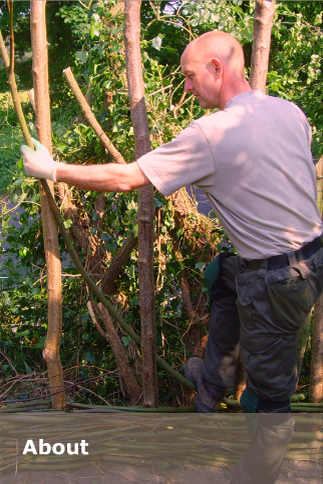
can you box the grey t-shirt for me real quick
[137,90,322,259]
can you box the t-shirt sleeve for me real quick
[136,121,216,196]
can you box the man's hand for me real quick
[20,138,61,182]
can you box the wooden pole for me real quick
[250,0,275,93]
[30,0,65,409]
[124,0,158,408]
[309,156,323,402]
[0,29,32,146]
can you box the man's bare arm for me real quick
[56,161,151,192]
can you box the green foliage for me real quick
[269,2,323,158]
[0,284,47,378]
[141,1,254,68]
[0,191,47,378]
[0,94,24,193]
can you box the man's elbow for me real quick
[120,163,151,192]
[101,162,151,193]
[118,183,135,193]
[118,179,150,192]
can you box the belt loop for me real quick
[287,251,298,267]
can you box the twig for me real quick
[0,349,19,377]
[148,84,173,97]
[0,381,17,400]
[64,381,111,406]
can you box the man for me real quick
[21,31,322,483]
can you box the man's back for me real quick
[138,90,322,259]
[199,90,322,258]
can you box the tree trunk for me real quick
[233,0,276,400]
[124,0,158,408]
[309,297,323,402]
[250,0,276,92]
[316,156,323,217]
[309,156,323,402]
[30,1,65,410]
[100,233,138,294]
[296,312,312,387]
[87,301,142,405]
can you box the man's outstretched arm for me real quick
[20,137,151,193]
[55,160,150,193]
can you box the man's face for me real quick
[181,48,220,109]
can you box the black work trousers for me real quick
[202,245,323,402]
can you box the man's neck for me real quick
[220,78,252,110]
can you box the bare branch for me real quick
[63,67,126,165]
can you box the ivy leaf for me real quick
[90,23,100,39]
[24,362,33,375]
[121,336,132,348]
[76,50,88,63]
[101,233,111,242]
[14,330,30,338]
[13,176,25,186]
[85,351,95,364]
[35,336,46,348]
[55,143,68,154]
[152,35,163,51]
[17,156,24,170]
[64,218,72,229]
[195,262,206,272]
[129,265,136,279]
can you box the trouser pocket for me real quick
[266,265,316,332]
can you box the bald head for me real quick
[182,31,245,76]
[180,31,250,110]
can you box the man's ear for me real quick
[211,58,222,79]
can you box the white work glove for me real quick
[20,137,61,182]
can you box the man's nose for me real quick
[184,78,193,93]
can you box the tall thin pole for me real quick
[30,0,65,409]
[250,0,275,93]
[124,0,158,407]
[309,156,323,403]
